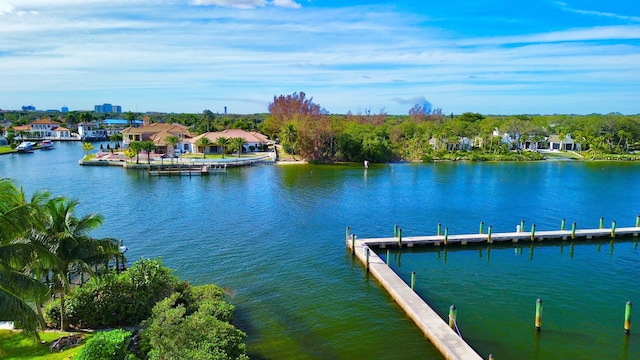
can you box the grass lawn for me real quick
[0,146,15,154]
[0,330,90,360]
[542,150,584,160]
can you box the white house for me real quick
[548,134,578,151]
[78,122,109,141]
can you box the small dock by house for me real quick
[148,163,227,176]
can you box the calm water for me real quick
[2,142,640,359]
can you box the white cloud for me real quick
[191,0,301,9]
[556,1,640,23]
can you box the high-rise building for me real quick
[94,103,122,113]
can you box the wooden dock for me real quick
[356,226,640,249]
[148,164,227,176]
[347,222,640,360]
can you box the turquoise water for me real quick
[2,142,640,359]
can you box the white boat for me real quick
[40,140,55,150]
[16,141,36,152]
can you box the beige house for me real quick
[190,129,270,155]
[122,123,194,155]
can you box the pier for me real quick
[347,219,640,360]
[148,163,227,176]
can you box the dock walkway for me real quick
[348,223,640,360]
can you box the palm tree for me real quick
[280,123,297,151]
[230,137,245,158]
[0,179,52,337]
[165,135,180,164]
[139,140,156,165]
[109,133,123,149]
[33,197,124,330]
[216,137,230,159]
[196,137,213,159]
[129,141,142,164]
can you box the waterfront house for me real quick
[122,122,194,155]
[548,134,578,151]
[190,129,270,156]
[78,122,108,141]
[8,118,79,141]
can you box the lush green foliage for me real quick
[74,329,132,360]
[141,285,248,360]
[45,258,179,329]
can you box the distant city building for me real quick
[22,105,36,111]
[62,106,69,113]
[94,103,122,114]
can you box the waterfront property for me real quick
[5,145,640,359]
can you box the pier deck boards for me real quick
[348,225,640,360]
[358,227,640,248]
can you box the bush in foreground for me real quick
[74,329,132,360]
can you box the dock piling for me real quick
[437,223,442,236]
[479,221,484,234]
[535,298,542,331]
[444,227,449,245]
[365,247,370,271]
[625,301,632,334]
[394,224,398,238]
[386,249,390,265]
[398,228,403,247]
[449,305,457,329]
[561,218,566,231]
[521,220,525,232]
[636,215,640,228]
[600,217,604,229]
[612,220,617,237]
[346,226,350,241]
[531,224,536,241]
[351,234,356,255]
[571,222,577,239]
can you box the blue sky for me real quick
[1,0,638,115]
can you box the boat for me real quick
[16,141,36,153]
[39,140,55,150]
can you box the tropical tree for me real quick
[216,136,230,159]
[125,111,136,127]
[129,141,142,164]
[109,133,123,149]
[139,140,156,165]
[0,179,52,337]
[31,197,124,330]
[230,137,245,158]
[165,135,180,163]
[195,137,213,159]
[82,142,94,158]
[280,123,297,155]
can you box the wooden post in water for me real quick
[571,222,577,239]
[346,226,350,241]
[394,224,398,238]
[386,249,390,265]
[479,221,484,234]
[365,247,370,272]
[444,227,449,245]
[449,305,457,329]
[530,224,536,241]
[351,235,355,255]
[398,228,403,247]
[611,220,617,237]
[437,223,442,236]
[487,226,493,244]
[600,216,604,229]
[535,298,542,331]
[625,301,632,334]
[521,219,525,232]
[411,271,416,290]
[636,215,640,228]
[561,218,566,231]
